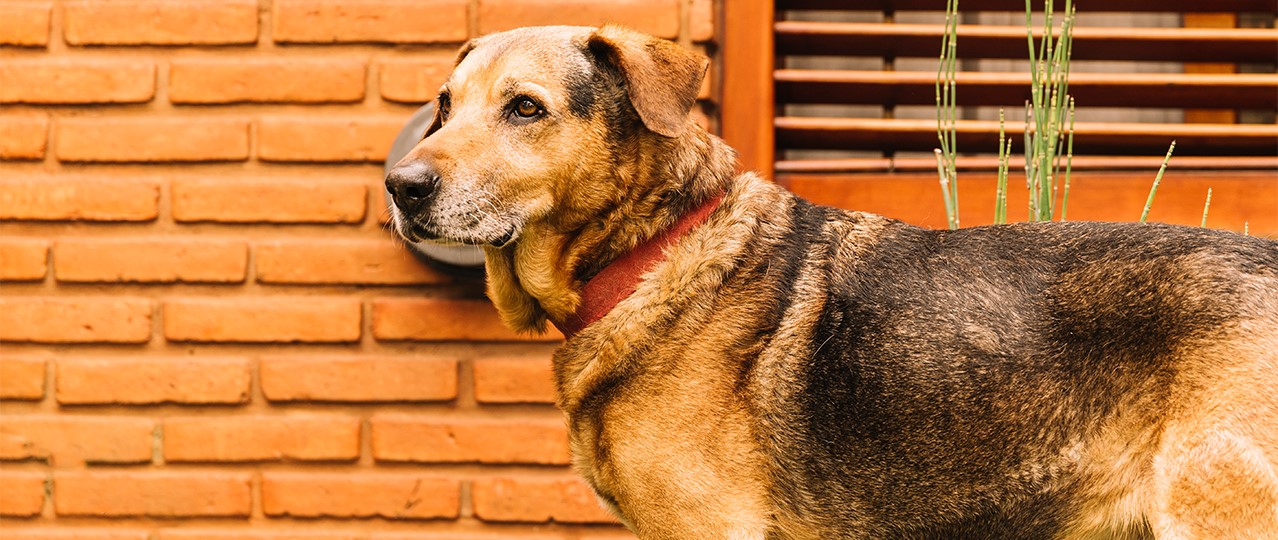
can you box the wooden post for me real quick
[720,0,775,179]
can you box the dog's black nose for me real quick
[385,161,441,215]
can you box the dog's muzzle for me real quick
[385,161,441,216]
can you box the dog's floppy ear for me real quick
[587,25,707,138]
[424,39,481,138]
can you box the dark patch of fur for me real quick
[725,197,826,398]
[757,198,827,342]
[564,61,598,119]
[773,217,1273,536]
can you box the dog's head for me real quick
[385,25,708,248]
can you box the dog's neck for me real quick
[484,125,737,336]
[553,189,725,338]
[575,129,734,280]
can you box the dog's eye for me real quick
[437,92,451,122]
[513,97,542,119]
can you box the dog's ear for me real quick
[587,25,707,138]
[425,39,481,138]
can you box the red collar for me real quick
[553,192,725,339]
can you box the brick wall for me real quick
[0,1,716,538]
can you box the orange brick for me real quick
[164,415,360,462]
[0,297,152,344]
[0,60,154,104]
[53,237,246,283]
[57,117,249,162]
[371,416,569,464]
[0,2,50,46]
[378,56,453,103]
[273,0,467,44]
[258,116,403,162]
[170,58,365,104]
[478,0,679,38]
[0,357,46,400]
[691,0,714,42]
[0,114,48,159]
[55,471,252,517]
[697,57,713,100]
[171,179,366,224]
[63,0,257,45]
[159,531,364,540]
[164,297,361,343]
[372,298,563,342]
[0,416,153,465]
[0,471,45,516]
[0,177,160,221]
[255,238,448,285]
[0,529,149,540]
[472,476,618,524]
[260,356,457,402]
[473,356,556,404]
[261,473,459,519]
[0,238,49,281]
[55,357,250,405]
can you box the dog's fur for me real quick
[386,25,1278,539]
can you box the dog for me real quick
[385,25,1278,539]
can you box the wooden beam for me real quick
[774,70,1278,109]
[774,22,1278,64]
[720,0,775,179]
[784,0,1278,12]
[781,171,1278,236]
[774,117,1278,156]
[775,156,1278,173]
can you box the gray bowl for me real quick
[383,102,487,275]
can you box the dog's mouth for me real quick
[394,213,519,249]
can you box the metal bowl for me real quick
[383,102,487,276]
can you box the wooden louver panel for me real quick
[772,2,1278,169]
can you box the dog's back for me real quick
[755,200,1278,538]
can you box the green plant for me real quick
[934,0,960,230]
[936,0,1178,229]
[1021,0,1076,224]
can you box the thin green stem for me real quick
[936,149,958,230]
[995,108,1010,225]
[935,0,960,230]
[1061,98,1075,221]
[1141,140,1176,223]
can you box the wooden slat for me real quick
[776,156,1278,173]
[775,117,1278,156]
[782,0,1278,13]
[721,0,775,178]
[779,171,1278,235]
[774,70,1278,109]
[775,22,1278,63]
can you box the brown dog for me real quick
[386,25,1278,539]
